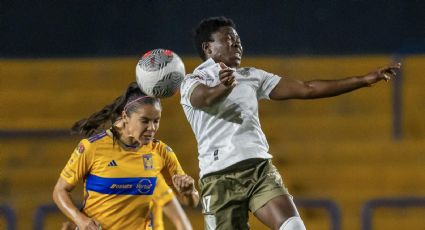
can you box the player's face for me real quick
[206,26,243,68]
[124,103,161,145]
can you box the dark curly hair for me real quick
[193,16,236,60]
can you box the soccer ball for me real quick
[136,49,186,98]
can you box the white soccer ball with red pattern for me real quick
[136,49,186,98]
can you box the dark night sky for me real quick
[1,0,424,57]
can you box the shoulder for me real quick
[193,59,220,78]
[77,131,109,155]
[72,138,95,157]
[87,130,108,143]
[151,139,174,154]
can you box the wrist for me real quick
[181,188,197,196]
[218,82,235,92]
[73,212,88,224]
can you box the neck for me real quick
[112,124,140,148]
[119,131,140,147]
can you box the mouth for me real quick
[234,51,242,59]
[140,134,154,141]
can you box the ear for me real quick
[202,42,211,56]
[121,111,129,123]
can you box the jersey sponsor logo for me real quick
[143,154,153,170]
[136,179,154,194]
[213,150,219,161]
[107,160,118,167]
[110,184,132,189]
[187,74,204,80]
[236,67,251,76]
[86,174,157,195]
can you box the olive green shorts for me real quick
[199,158,289,230]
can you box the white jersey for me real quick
[180,58,281,177]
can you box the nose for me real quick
[232,40,242,50]
[147,121,155,131]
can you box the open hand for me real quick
[366,63,401,84]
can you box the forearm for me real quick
[178,190,199,208]
[53,179,87,224]
[303,75,374,99]
[53,188,84,223]
[191,83,233,107]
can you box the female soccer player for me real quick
[180,16,401,230]
[53,82,199,230]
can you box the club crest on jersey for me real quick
[143,154,153,170]
[74,143,85,154]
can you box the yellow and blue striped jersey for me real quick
[60,130,185,230]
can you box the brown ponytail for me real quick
[70,82,160,137]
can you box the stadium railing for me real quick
[295,198,341,230]
[0,204,17,230]
[361,197,425,230]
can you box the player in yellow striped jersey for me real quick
[53,82,198,230]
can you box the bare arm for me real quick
[172,175,200,208]
[162,197,193,230]
[53,177,101,230]
[269,63,401,100]
[190,62,236,107]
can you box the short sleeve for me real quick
[158,142,185,186]
[180,73,205,106]
[60,139,95,186]
[257,69,281,100]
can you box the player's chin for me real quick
[228,58,241,68]
[234,55,242,64]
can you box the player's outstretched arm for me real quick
[163,197,193,230]
[269,63,401,100]
[172,175,200,208]
[190,62,236,107]
[53,178,101,230]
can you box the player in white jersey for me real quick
[180,16,401,230]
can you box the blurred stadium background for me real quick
[1,0,424,229]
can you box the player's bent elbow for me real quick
[52,180,65,206]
